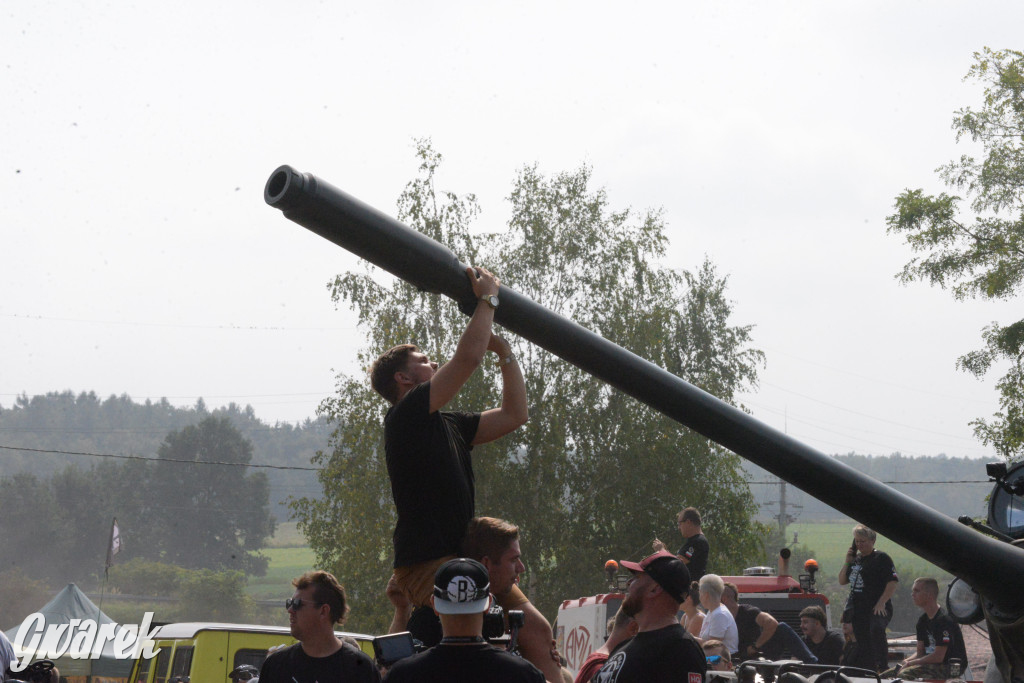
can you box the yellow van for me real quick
[127,623,375,683]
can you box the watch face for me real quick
[487,295,499,307]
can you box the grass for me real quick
[248,523,316,599]
[786,521,951,580]
[266,521,308,548]
[249,520,953,604]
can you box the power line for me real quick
[2,311,356,332]
[0,444,320,471]
[0,440,991,483]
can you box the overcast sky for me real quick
[3,1,1021,465]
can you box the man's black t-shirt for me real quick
[803,630,845,665]
[677,533,709,582]
[592,624,706,683]
[383,642,544,683]
[916,608,967,664]
[259,642,381,683]
[850,551,897,614]
[734,604,762,654]
[384,381,481,567]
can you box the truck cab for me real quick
[127,623,375,683]
[556,562,829,677]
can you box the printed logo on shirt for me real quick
[940,630,951,644]
[849,565,864,593]
[592,651,626,683]
[689,673,702,683]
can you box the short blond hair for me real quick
[703,639,730,659]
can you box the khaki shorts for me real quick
[393,556,531,610]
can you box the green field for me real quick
[248,522,316,599]
[252,520,951,600]
[265,521,309,548]
[786,521,951,581]
[250,519,950,632]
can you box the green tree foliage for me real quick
[106,559,254,623]
[175,569,253,622]
[293,141,766,631]
[887,48,1024,461]
[0,417,276,587]
[0,391,330,522]
[0,567,56,629]
[141,416,275,574]
[108,557,188,596]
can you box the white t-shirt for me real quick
[699,604,739,653]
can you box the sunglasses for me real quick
[706,655,724,664]
[285,597,323,611]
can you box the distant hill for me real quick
[0,391,331,521]
[744,452,992,523]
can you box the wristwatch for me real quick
[481,294,499,309]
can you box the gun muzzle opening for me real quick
[264,165,308,210]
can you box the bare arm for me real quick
[385,574,412,634]
[902,640,927,666]
[838,549,855,584]
[873,580,898,615]
[682,611,704,638]
[428,266,499,414]
[752,612,778,652]
[472,333,529,444]
[516,600,563,683]
[651,538,685,562]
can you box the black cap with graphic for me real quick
[432,558,492,614]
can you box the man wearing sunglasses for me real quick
[701,641,732,673]
[259,571,381,683]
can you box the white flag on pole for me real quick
[106,517,122,569]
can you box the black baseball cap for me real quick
[620,549,690,603]
[229,665,258,681]
[432,558,491,615]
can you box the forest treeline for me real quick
[1,392,993,540]
[0,390,328,521]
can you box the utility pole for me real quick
[764,478,801,550]
[776,480,796,542]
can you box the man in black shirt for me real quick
[370,267,528,617]
[839,525,898,672]
[884,578,968,680]
[259,571,380,683]
[799,606,845,665]
[593,550,706,683]
[383,558,544,683]
[653,507,709,582]
[721,583,818,663]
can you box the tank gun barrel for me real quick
[265,165,1024,616]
